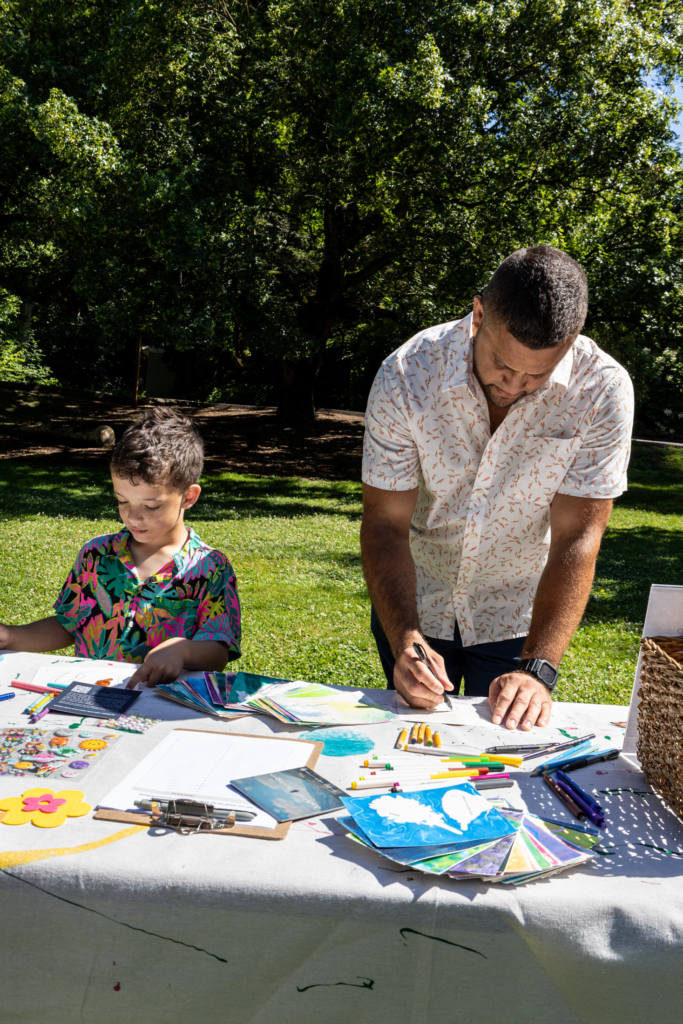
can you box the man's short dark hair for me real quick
[111,407,204,491]
[482,245,588,349]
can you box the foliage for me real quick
[1,0,683,418]
[0,444,681,702]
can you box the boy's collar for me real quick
[114,526,198,579]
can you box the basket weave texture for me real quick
[637,636,683,817]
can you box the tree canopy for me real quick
[1,0,683,424]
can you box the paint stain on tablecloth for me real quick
[320,729,375,757]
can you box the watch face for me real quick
[538,662,556,685]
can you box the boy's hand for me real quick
[126,644,186,689]
[0,624,12,650]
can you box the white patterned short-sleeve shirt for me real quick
[362,313,634,647]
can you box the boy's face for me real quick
[111,474,201,546]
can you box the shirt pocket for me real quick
[510,436,581,506]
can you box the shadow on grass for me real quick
[0,462,363,521]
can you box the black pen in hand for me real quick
[412,642,454,710]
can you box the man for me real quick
[360,245,633,729]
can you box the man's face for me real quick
[471,296,575,408]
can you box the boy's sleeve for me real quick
[53,554,87,634]
[192,553,242,660]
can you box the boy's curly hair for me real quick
[110,408,204,492]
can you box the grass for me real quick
[0,441,681,705]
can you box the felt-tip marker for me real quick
[412,642,454,710]
[542,772,586,821]
[0,692,15,703]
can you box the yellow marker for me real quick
[493,756,524,768]
[424,726,433,746]
[433,732,442,747]
[395,728,408,750]
[417,722,427,744]
[409,724,420,744]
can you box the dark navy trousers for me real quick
[370,606,526,697]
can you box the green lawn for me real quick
[0,442,680,704]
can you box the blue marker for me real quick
[0,692,15,703]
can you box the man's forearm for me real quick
[521,536,598,665]
[360,521,421,657]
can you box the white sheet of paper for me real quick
[369,690,464,724]
[98,730,316,829]
[31,662,133,690]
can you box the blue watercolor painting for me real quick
[320,729,375,758]
[341,783,516,848]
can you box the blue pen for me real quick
[0,693,15,703]
[530,741,596,776]
[556,770,604,813]
[542,748,620,776]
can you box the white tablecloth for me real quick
[0,653,682,1024]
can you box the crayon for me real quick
[395,729,408,750]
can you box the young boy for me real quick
[0,408,240,688]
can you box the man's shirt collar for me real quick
[442,312,575,395]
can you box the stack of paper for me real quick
[156,672,247,720]
[235,680,396,726]
[339,785,599,884]
[158,671,397,727]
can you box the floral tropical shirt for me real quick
[54,527,241,664]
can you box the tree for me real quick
[2,0,683,422]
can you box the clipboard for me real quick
[93,729,324,840]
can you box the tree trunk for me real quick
[274,356,319,424]
[18,300,34,347]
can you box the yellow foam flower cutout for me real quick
[0,788,91,828]
[79,739,107,751]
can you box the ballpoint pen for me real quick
[134,799,256,821]
[531,748,620,777]
[522,733,596,761]
[412,642,454,710]
[485,742,555,754]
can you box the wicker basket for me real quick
[637,636,683,817]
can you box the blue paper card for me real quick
[338,816,484,864]
[341,784,516,848]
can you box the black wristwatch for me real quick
[516,658,559,693]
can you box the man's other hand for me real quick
[488,671,552,730]
[393,638,454,709]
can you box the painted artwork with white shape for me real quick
[342,784,516,848]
